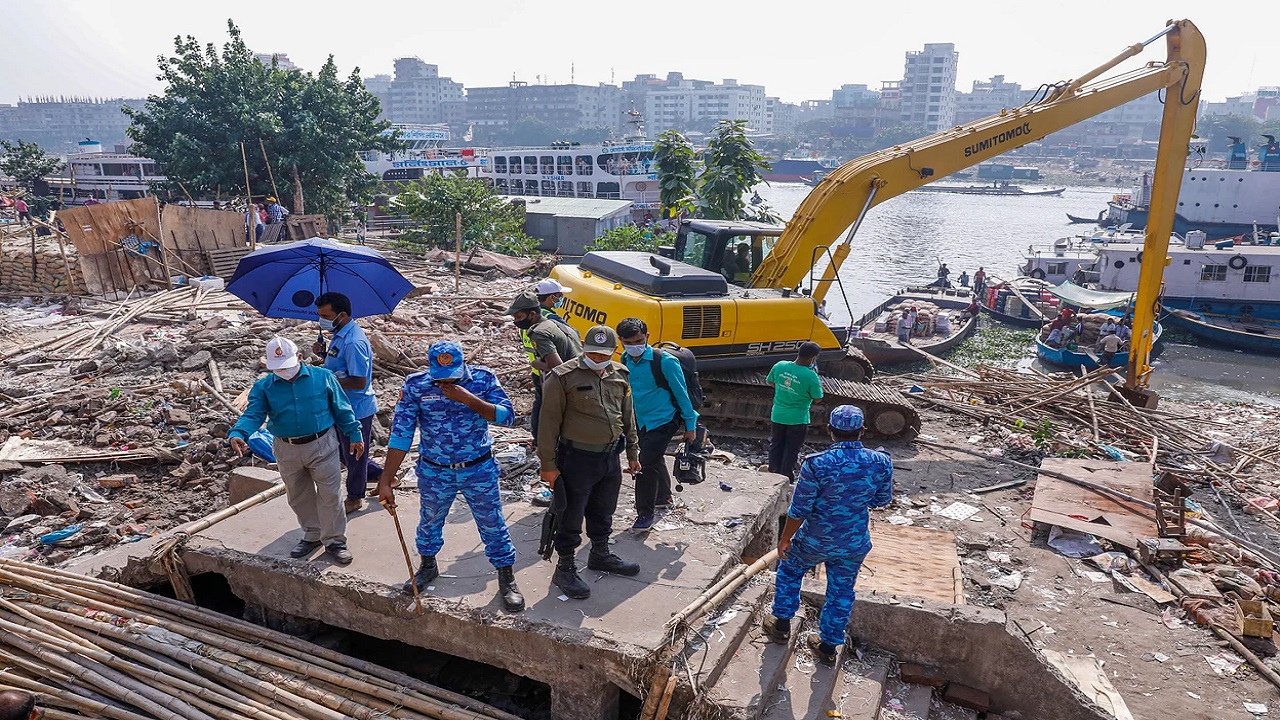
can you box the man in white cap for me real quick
[228,337,366,565]
[534,278,579,338]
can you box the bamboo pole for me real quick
[653,676,678,720]
[454,212,462,293]
[383,500,425,616]
[259,139,280,201]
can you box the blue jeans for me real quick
[772,542,867,647]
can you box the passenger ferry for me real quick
[34,140,164,204]
[361,124,489,182]
[1022,230,1280,320]
[476,113,663,214]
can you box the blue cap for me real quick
[427,341,465,380]
[829,405,864,431]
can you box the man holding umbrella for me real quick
[229,337,365,565]
[376,341,525,613]
[314,291,383,514]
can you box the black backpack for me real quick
[650,341,704,412]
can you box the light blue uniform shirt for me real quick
[621,345,698,432]
[323,320,377,420]
[229,365,362,443]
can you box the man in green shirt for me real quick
[765,341,824,479]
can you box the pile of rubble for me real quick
[0,253,551,567]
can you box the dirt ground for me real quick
[3,250,1279,719]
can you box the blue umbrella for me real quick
[226,238,414,321]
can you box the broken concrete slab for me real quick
[227,465,282,505]
[82,461,785,719]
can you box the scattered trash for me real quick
[986,550,1011,564]
[38,524,84,545]
[557,594,569,602]
[1160,608,1185,630]
[718,481,733,492]
[933,501,980,521]
[1244,702,1268,715]
[723,518,743,528]
[1046,526,1102,558]
[990,571,1024,591]
[885,515,915,526]
[1080,570,1111,583]
[1187,692,1201,700]
[1204,651,1245,677]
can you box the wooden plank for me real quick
[1028,459,1157,549]
[834,523,964,605]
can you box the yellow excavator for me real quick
[551,19,1204,437]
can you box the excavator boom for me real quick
[754,19,1203,398]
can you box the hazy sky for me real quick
[0,1,1270,106]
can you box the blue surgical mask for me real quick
[623,344,646,358]
[319,317,335,331]
[554,295,565,309]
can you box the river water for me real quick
[756,182,1280,405]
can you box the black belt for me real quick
[279,428,330,445]
[561,439,622,455]
[422,450,492,470]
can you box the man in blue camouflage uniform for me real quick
[376,341,525,612]
[762,405,893,666]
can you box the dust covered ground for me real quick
[2,247,1280,719]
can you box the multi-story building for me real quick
[255,53,300,71]
[1201,87,1280,121]
[466,81,623,136]
[644,78,768,133]
[900,43,958,132]
[954,75,1035,125]
[376,58,464,127]
[766,97,800,137]
[830,83,880,136]
[0,98,144,151]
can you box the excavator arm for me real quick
[752,19,1203,398]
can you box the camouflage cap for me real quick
[829,405,865,431]
[427,341,465,380]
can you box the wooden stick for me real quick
[207,358,224,394]
[1082,365,1102,442]
[259,139,280,201]
[454,212,462,293]
[198,379,239,414]
[653,676,679,720]
[382,500,424,616]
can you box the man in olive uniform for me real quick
[537,325,642,599]
[509,289,582,441]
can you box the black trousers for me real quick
[553,446,622,554]
[636,419,680,516]
[530,373,543,441]
[768,422,809,479]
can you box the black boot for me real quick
[496,566,525,612]
[553,554,591,599]
[404,555,438,594]
[587,541,640,576]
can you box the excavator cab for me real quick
[663,220,786,289]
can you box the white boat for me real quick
[476,113,661,214]
[1021,230,1280,320]
[40,140,164,205]
[361,124,489,181]
[1103,137,1280,239]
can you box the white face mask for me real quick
[273,365,300,381]
[622,344,646,358]
[581,356,612,371]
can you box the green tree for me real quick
[0,140,63,191]
[697,120,772,221]
[586,224,667,253]
[392,174,539,256]
[652,129,697,219]
[124,21,399,219]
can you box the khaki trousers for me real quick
[273,429,346,546]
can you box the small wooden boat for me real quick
[1036,319,1163,370]
[912,184,1066,197]
[1163,309,1280,355]
[979,277,1051,328]
[851,287,980,365]
[1066,211,1105,224]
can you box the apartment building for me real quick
[900,43,958,132]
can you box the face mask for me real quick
[513,317,535,330]
[581,356,611,371]
[623,344,645,358]
[318,317,336,332]
[273,365,300,381]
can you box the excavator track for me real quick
[699,349,921,440]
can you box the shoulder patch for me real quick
[551,362,578,377]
